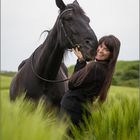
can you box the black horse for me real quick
[10,0,98,110]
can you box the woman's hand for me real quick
[72,47,85,62]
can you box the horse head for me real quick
[55,0,98,61]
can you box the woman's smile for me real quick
[95,42,111,61]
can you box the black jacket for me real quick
[68,60,108,102]
[61,59,108,117]
[61,59,108,114]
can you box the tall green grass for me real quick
[0,75,139,140]
[0,76,12,90]
[0,90,67,140]
[71,87,139,140]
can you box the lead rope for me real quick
[31,52,70,83]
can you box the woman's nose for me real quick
[98,48,103,53]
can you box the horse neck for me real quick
[36,27,65,80]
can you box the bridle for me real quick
[59,9,81,49]
[31,8,81,83]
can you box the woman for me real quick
[60,35,121,127]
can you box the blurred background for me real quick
[1,0,139,71]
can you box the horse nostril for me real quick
[86,40,90,44]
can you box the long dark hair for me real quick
[98,35,121,103]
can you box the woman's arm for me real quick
[73,60,86,73]
[72,48,87,73]
[69,61,97,89]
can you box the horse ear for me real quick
[55,0,66,11]
[73,0,79,6]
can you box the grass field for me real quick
[0,75,139,140]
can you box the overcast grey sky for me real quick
[1,0,139,71]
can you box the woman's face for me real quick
[95,42,112,61]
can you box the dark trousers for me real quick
[60,91,91,127]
